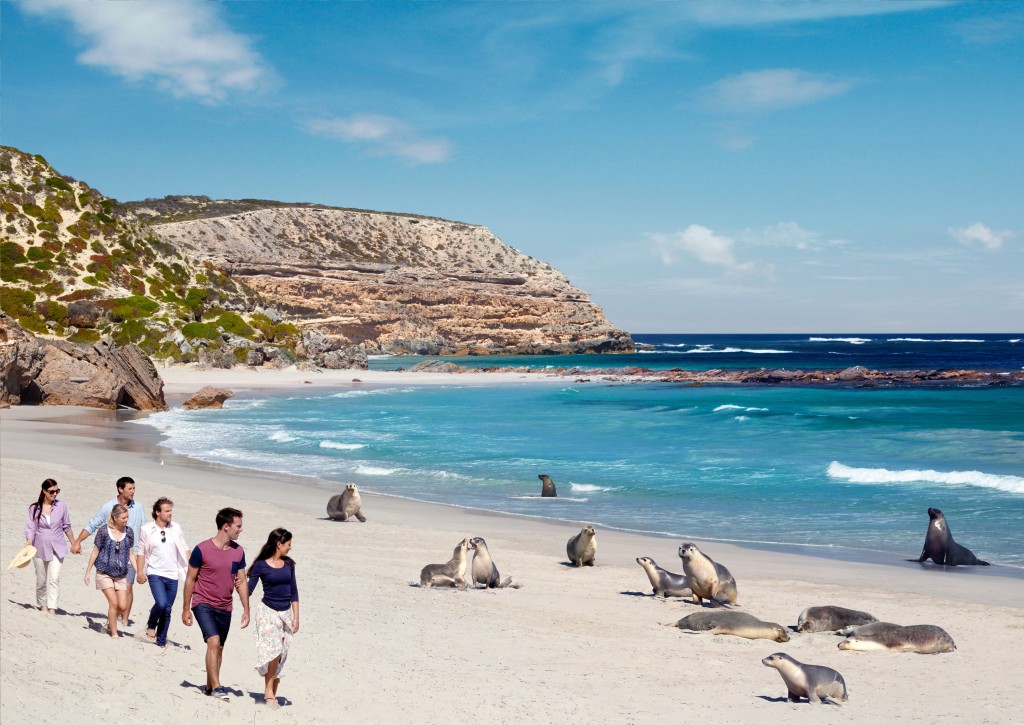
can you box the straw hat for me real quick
[7,545,36,570]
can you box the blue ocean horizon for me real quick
[143,333,1024,568]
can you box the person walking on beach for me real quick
[83,504,134,638]
[247,528,300,708]
[73,476,145,623]
[181,507,250,700]
[139,497,189,648]
[23,479,78,614]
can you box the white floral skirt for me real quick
[254,600,294,677]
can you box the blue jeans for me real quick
[146,575,179,646]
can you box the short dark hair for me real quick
[215,507,243,530]
[151,497,173,520]
[116,476,135,491]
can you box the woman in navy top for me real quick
[247,528,300,709]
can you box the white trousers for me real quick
[33,556,63,610]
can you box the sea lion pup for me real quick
[796,605,877,633]
[538,474,557,497]
[677,542,738,606]
[909,507,989,566]
[836,621,901,637]
[636,557,692,598]
[838,624,956,654]
[420,538,474,589]
[566,526,597,567]
[668,611,789,642]
[326,483,367,522]
[469,537,519,589]
[762,653,848,705]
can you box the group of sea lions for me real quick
[419,536,520,590]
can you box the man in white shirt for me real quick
[139,497,190,648]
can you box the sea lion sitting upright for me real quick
[469,537,517,589]
[669,610,789,642]
[420,538,474,589]
[762,653,848,705]
[838,624,956,654]
[677,542,738,606]
[566,526,597,567]
[909,507,989,566]
[326,483,367,522]
[636,557,692,598]
[538,474,557,497]
[796,605,878,633]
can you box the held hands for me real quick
[70,542,82,555]
[136,572,147,585]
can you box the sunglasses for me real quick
[160,530,166,543]
[47,488,60,494]
[114,541,121,554]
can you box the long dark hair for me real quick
[31,479,58,522]
[252,528,295,572]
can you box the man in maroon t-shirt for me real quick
[182,507,251,700]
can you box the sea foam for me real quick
[319,441,366,450]
[713,404,768,413]
[809,337,871,344]
[828,461,1024,494]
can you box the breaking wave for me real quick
[827,462,1024,495]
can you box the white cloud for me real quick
[302,115,452,165]
[651,224,760,274]
[741,222,847,251]
[704,68,853,113]
[948,222,1013,251]
[16,0,274,103]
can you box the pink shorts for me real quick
[95,572,129,591]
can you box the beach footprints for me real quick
[678,542,738,606]
[326,483,367,522]
[762,653,848,705]
[420,538,474,589]
[566,526,597,567]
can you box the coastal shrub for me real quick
[156,341,182,361]
[67,328,101,344]
[234,347,250,363]
[22,203,44,219]
[45,177,74,193]
[182,321,219,340]
[112,319,148,345]
[35,300,68,325]
[250,313,275,341]
[58,288,100,303]
[1,240,26,269]
[109,295,159,321]
[0,287,35,317]
[26,246,54,263]
[18,313,48,334]
[182,287,208,319]
[216,311,254,338]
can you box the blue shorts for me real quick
[192,603,232,644]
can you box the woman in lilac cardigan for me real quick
[23,479,77,614]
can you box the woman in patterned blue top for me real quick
[83,504,134,638]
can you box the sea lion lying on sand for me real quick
[420,538,474,589]
[469,537,519,589]
[762,653,848,705]
[909,507,989,566]
[677,542,738,606]
[668,611,789,642]
[838,624,956,654]
[566,526,597,567]
[326,483,366,522]
[636,557,692,598]
[797,605,877,633]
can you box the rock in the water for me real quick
[181,386,235,409]
[837,366,870,381]
[0,315,166,410]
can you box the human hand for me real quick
[290,619,299,635]
[240,610,250,629]
[71,543,82,555]
[83,572,90,585]
[137,572,147,585]
[182,610,192,627]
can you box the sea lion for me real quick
[636,557,692,598]
[838,624,956,654]
[326,483,366,522]
[566,526,597,567]
[420,538,474,589]
[909,507,989,566]
[469,537,517,589]
[538,474,557,497]
[677,542,738,605]
[762,652,848,705]
[669,611,789,642]
[796,605,878,633]
[836,621,901,637]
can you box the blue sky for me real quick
[3,0,1022,332]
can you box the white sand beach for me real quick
[2,370,1023,724]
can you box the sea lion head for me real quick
[678,543,698,562]
[762,652,793,668]
[345,483,358,492]
[770,626,791,643]
[636,556,654,567]
[469,536,486,550]
[582,526,595,538]
[927,508,946,531]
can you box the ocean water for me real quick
[371,333,1024,372]
[143,335,1024,568]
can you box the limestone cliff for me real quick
[129,198,633,355]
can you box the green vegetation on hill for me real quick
[0,146,292,363]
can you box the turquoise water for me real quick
[144,382,1024,567]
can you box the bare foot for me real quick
[264,697,280,709]
[47,609,57,615]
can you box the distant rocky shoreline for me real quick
[408,360,1024,386]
